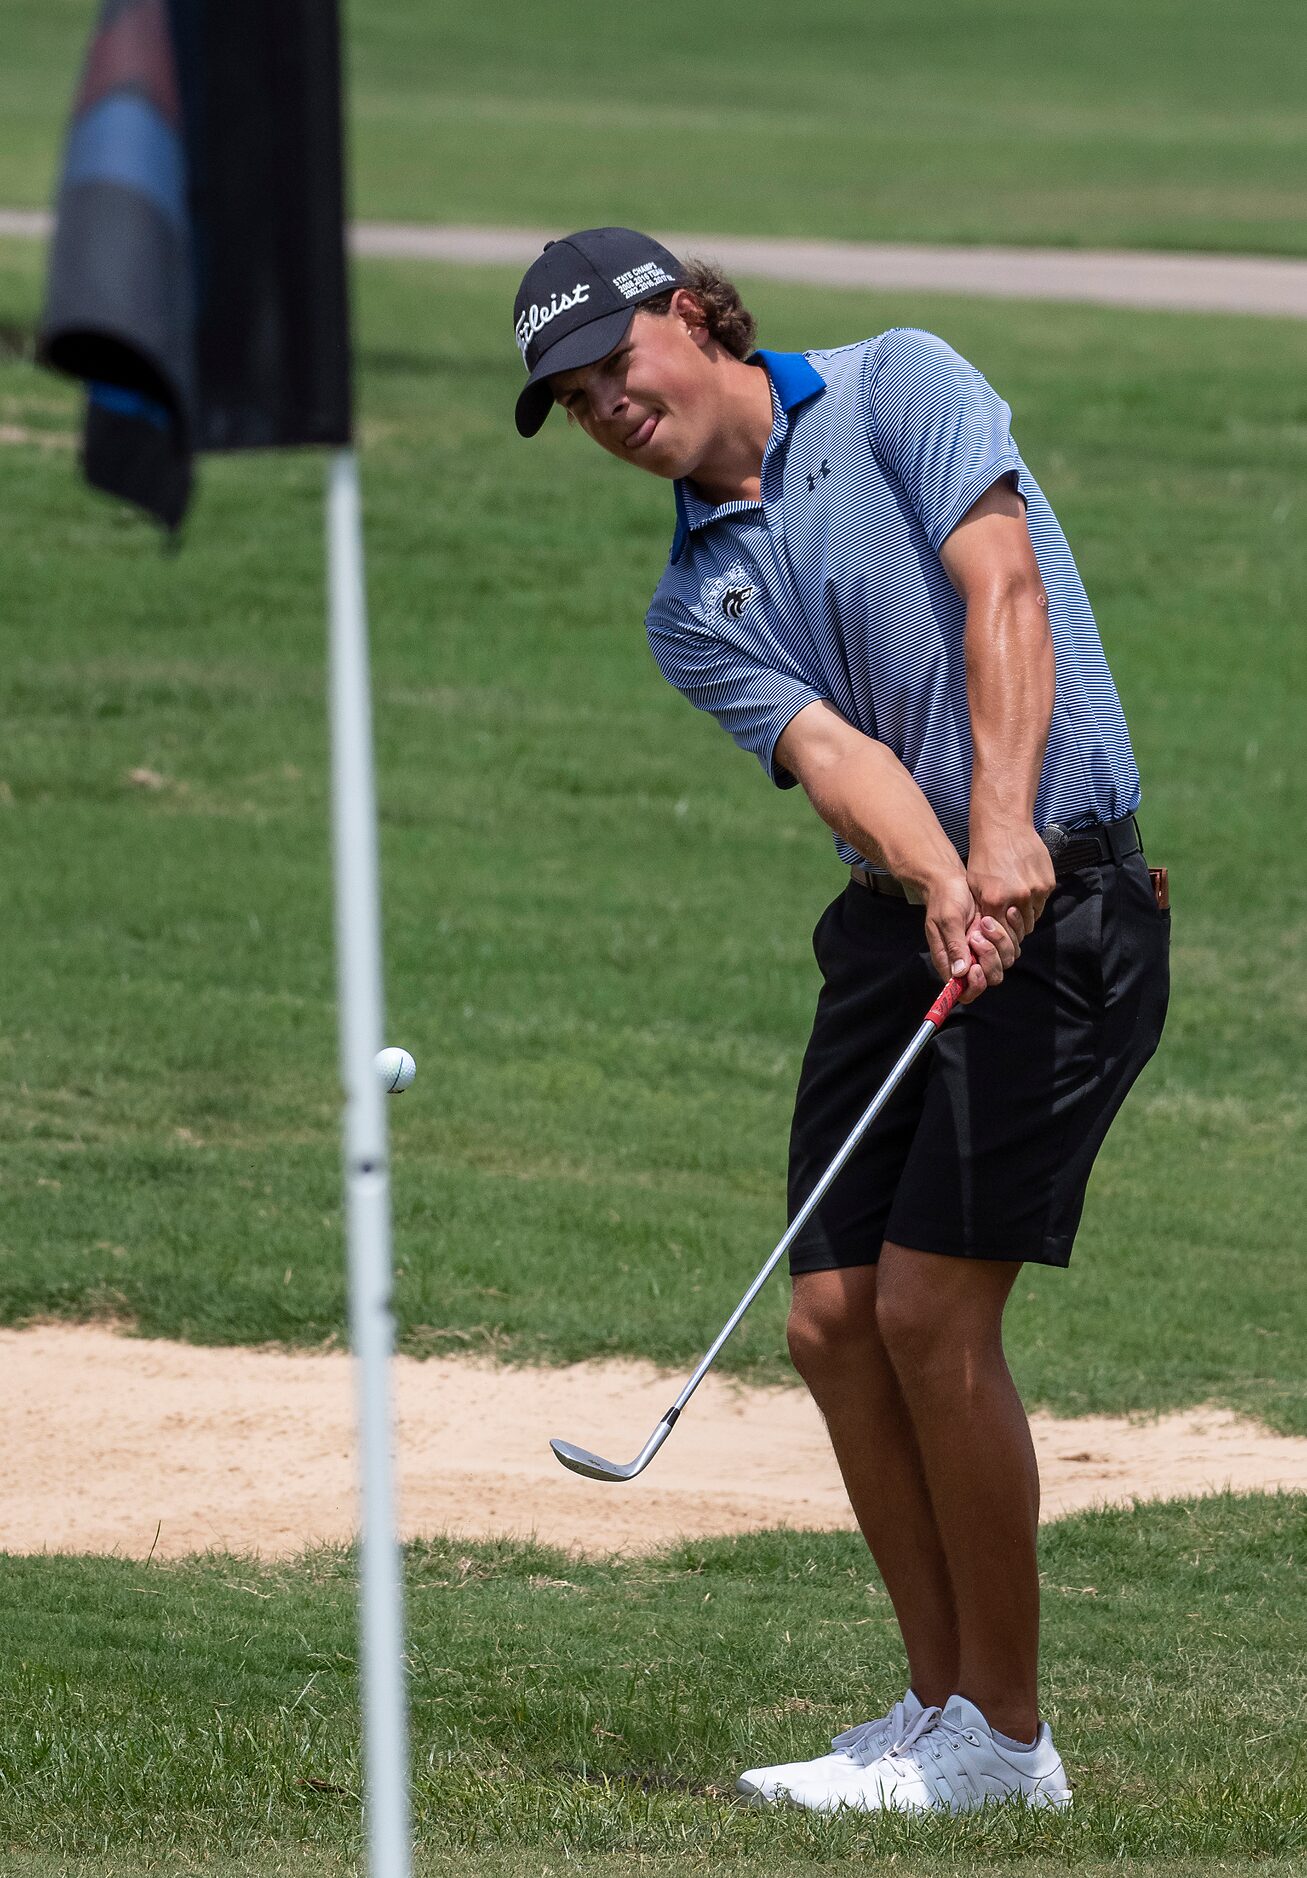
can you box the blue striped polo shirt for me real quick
[644,330,1141,871]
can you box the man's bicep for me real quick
[938,476,1044,604]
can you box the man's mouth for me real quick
[625,413,660,450]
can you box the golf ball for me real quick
[376,1046,416,1094]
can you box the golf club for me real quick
[550,971,966,1482]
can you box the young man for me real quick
[512,227,1170,1813]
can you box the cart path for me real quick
[3,209,1306,318]
[4,1323,1304,1561]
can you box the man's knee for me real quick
[874,1242,1018,1376]
[873,1279,949,1374]
[786,1267,881,1380]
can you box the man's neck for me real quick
[684,357,775,508]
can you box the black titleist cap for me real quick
[512,227,683,437]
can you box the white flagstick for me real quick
[326,448,412,1878]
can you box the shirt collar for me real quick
[670,350,827,562]
[752,347,827,413]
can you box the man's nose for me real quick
[597,379,627,423]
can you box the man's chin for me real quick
[632,425,698,482]
[645,452,686,482]
[617,417,665,472]
[626,441,684,482]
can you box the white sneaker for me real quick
[778,1692,1073,1813]
[736,1688,925,1803]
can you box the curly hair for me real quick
[640,259,757,358]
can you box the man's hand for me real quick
[768,701,1030,999]
[966,822,1056,941]
[961,818,1059,939]
[924,867,1021,1007]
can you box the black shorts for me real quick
[786,851,1171,1271]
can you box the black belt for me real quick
[849,814,1142,903]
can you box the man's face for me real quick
[548,297,718,480]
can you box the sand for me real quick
[3,1325,1304,1562]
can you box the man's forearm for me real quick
[799,735,964,894]
[965,580,1055,839]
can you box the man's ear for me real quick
[670,287,710,346]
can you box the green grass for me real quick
[8,1865,1307,1878]
[2,0,1305,255]
[2,234,1305,1426]
[11,1864,1307,1878]
[2,1497,1304,1866]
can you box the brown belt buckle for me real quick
[1149,866,1169,911]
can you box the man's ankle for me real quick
[908,1681,952,1711]
[972,1705,1039,1744]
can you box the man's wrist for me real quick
[898,847,969,899]
[968,804,1037,848]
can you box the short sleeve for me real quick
[646,600,825,789]
[868,328,1023,552]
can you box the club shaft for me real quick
[660,1015,937,1427]
[556,978,962,1480]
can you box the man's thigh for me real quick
[786,884,939,1275]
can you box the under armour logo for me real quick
[721,584,755,619]
[806,460,830,494]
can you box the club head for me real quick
[549,1437,646,1483]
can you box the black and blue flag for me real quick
[39,0,352,532]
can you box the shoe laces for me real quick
[882,1707,985,1778]
[831,1698,917,1766]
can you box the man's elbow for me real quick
[774,699,864,791]
[963,561,1050,619]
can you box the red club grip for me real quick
[925,975,966,1029]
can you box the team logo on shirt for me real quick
[700,562,757,622]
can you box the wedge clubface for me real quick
[550,973,966,1482]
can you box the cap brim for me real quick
[514,306,636,437]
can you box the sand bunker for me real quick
[2,1324,1304,1561]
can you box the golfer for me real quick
[512,228,1170,1813]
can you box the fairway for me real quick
[2,239,1304,1429]
[2,0,1304,255]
